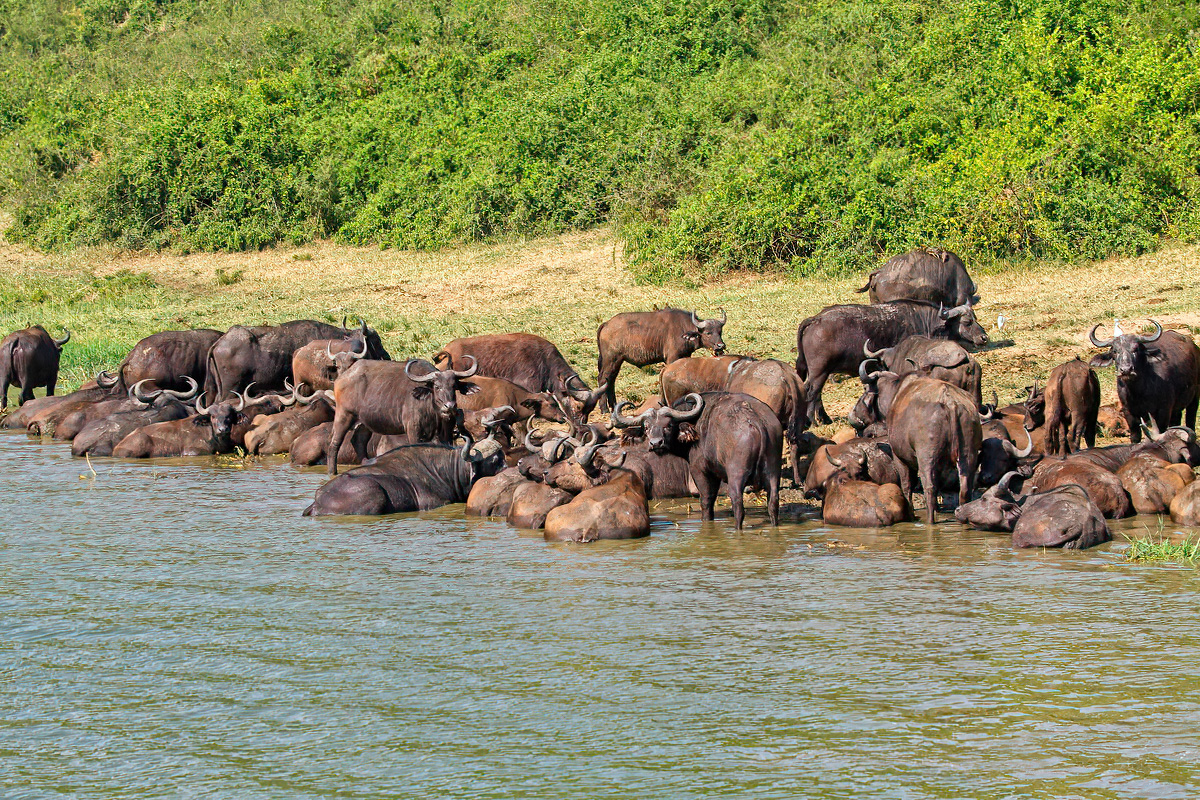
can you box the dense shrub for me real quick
[0,0,1197,279]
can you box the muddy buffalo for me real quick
[856,247,979,306]
[71,380,198,457]
[112,386,283,458]
[595,308,727,411]
[97,329,222,394]
[205,319,368,398]
[544,470,651,542]
[1036,358,1100,455]
[796,300,988,425]
[659,354,752,404]
[1,325,70,408]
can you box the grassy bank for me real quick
[2,0,1198,276]
[5,215,1200,431]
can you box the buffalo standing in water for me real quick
[0,325,70,408]
[1088,320,1200,442]
[856,247,980,307]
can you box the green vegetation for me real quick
[1125,530,1200,564]
[1,0,1198,278]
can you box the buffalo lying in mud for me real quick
[1089,320,1200,442]
[955,472,1111,549]
[112,386,285,458]
[304,436,507,517]
[796,300,988,425]
[820,450,912,528]
[544,469,651,543]
[857,247,979,307]
[1,325,70,408]
[595,308,727,411]
[71,379,200,457]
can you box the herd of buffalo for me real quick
[5,247,1200,547]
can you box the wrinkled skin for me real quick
[325,359,479,475]
[53,394,142,441]
[544,470,651,542]
[857,248,979,307]
[71,395,193,457]
[1116,454,1194,515]
[98,329,222,393]
[205,319,352,398]
[1089,326,1200,443]
[1028,458,1132,519]
[796,300,988,425]
[659,355,752,404]
[433,333,605,425]
[1035,358,1100,455]
[863,335,982,407]
[1012,485,1111,550]
[289,421,372,467]
[596,308,727,412]
[508,482,573,529]
[466,468,530,517]
[886,376,982,524]
[0,325,69,408]
[726,359,809,486]
[304,440,506,517]
[244,399,334,455]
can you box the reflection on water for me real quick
[2,432,1199,799]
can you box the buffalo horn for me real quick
[574,430,603,467]
[1135,319,1163,344]
[862,339,888,359]
[162,376,200,400]
[451,354,478,379]
[1088,324,1114,348]
[130,379,159,405]
[195,392,213,416]
[52,328,71,348]
[691,310,702,326]
[524,427,544,453]
[1003,428,1034,458]
[611,401,653,428]
[996,471,1021,494]
[96,370,120,389]
[663,392,704,421]
[405,360,438,384]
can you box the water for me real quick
[2,431,1198,799]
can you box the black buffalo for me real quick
[97,329,222,393]
[1,325,70,408]
[796,300,988,425]
[856,247,979,306]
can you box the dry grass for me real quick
[5,213,1200,432]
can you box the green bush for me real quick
[0,0,1197,279]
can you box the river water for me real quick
[2,431,1199,799]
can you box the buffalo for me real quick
[321,357,480,474]
[544,469,651,542]
[1035,358,1100,455]
[595,308,727,411]
[1169,480,1200,526]
[659,354,752,404]
[1,325,70,408]
[97,329,222,393]
[508,482,574,529]
[111,386,282,458]
[243,392,332,456]
[466,469,531,517]
[956,472,1110,549]
[886,376,982,523]
[861,336,981,407]
[289,421,372,467]
[71,380,198,457]
[1027,458,1132,519]
[803,438,900,500]
[726,358,808,485]
[1116,452,1194,515]
[304,436,507,517]
[820,451,912,527]
[796,300,988,425]
[856,247,979,306]
[1089,321,1200,442]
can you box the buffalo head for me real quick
[1139,417,1200,466]
[955,471,1024,531]
[848,360,904,431]
[612,392,703,453]
[1089,320,1163,381]
[686,308,727,355]
[195,384,273,450]
[1022,381,1045,430]
[343,318,391,361]
[407,356,479,421]
[938,301,988,348]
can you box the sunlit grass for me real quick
[1125,520,1200,564]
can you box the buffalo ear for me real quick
[412,386,432,399]
[1089,352,1114,368]
[682,331,701,345]
[677,422,700,444]
[1144,347,1166,363]
[458,381,480,395]
[519,398,539,410]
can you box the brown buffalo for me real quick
[803,439,900,500]
[1031,358,1100,455]
[886,376,982,523]
[243,392,330,456]
[820,451,912,527]
[857,247,979,306]
[595,308,727,411]
[71,382,198,457]
[289,421,372,467]
[544,470,651,542]
[112,387,282,458]
[466,469,530,517]
[1169,480,1200,526]
[1012,485,1111,549]
[659,355,752,404]
[862,335,981,407]
[97,329,222,394]
[0,325,70,408]
[24,384,121,437]
[1097,404,1129,437]
[508,482,573,529]
[457,376,566,426]
[1116,453,1194,515]
[1028,458,1132,518]
[726,359,809,485]
[955,472,1026,531]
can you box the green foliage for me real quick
[1125,531,1200,564]
[0,0,1197,278]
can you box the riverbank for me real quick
[5,215,1200,429]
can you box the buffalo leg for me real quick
[595,354,623,413]
[957,453,975,511]
[919,460,937,524]
[19,383,36,406]
[694,469,719,522]
[1124,407,1141,444]
[804,370,832,426]
[1188,396,1199,430]
[0,374,8,409]
[727,471,747,530]
[45,380,55,398]
[766,467,780,526]
[326,411,357,475]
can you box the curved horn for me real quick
[1088,324,1114,348]
[325,341,336,362]
[52,328,70,348]
[1141,417,1164,441]
[451,354,478,379]
[524,427,544,453]
[484,405,516,431]
[96,370,120,389]
[717,307,726,323]
[130,379,160,405]
[574,430,602,467]
[858,359,883,385]
[340,315,348,331]
[997,470,1021,494]
[458,431,475,462]
[405,360,438,384]
[611,400,653,428]
[551,436,580,463]
[943,303,968,319]
[826,452,845,469]
[349,337,368,360]
[161,376,200,400]
[194,391,213,416]
[359,319,368,335]
[691,310,701,326]
[663,392,704,421]
[1025,381,1039,404]
[863,339,888,359]
[293,382,334,406]
[1135,319,1163,344]
[1003,427,1034,458]
[232,384,251,412]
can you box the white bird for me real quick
[995,314,1006,331]
[1114,318,1124,337]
